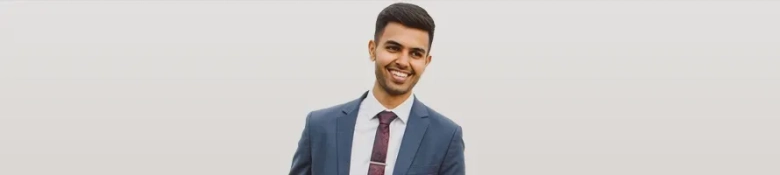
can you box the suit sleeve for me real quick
[288,112,313,175]
[439,126,466,175]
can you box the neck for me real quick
[372,83,412,109]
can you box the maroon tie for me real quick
[368,111,398,175]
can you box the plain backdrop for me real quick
[1,0,779,175]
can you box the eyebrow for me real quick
[384,40,427,53]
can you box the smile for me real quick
[388,69,410,83]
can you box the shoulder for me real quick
[417,101,463,134]
[305,98,361,124]
[427,108,462,131]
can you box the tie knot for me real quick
[376,111,397,125]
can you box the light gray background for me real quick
[1,1,779,175]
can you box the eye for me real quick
[386,46,400,52]
[412,52,423,58]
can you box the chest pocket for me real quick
[406,165,439,175]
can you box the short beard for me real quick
[375,63,411,96]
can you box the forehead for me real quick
[378,22,430,50]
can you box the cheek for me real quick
[410,60,427,74]
[374,52,394,64]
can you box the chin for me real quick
[384,88,409,96]
[382,81,411,95]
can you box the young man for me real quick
[289,3,465,175]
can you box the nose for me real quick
[394,53,410,69]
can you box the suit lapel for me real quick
[336,92,368,175]
[393,97,430,175]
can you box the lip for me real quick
[387,68,411,84]
[387,68,411,75]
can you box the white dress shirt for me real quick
[348,90,415,175]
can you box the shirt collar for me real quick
[360,89,415,124]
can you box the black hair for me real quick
[374,2,436,51]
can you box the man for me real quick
[289,2,465,175]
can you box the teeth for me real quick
[391,70,408,78]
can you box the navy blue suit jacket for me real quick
[289,91,465,175]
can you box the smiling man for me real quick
[288,2,465,175]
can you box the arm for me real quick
[288,112,313,175]
[439,126,465,175]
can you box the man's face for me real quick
[369,22,432,96]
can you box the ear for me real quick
[425,54,432,66]
[368,40,377,61]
